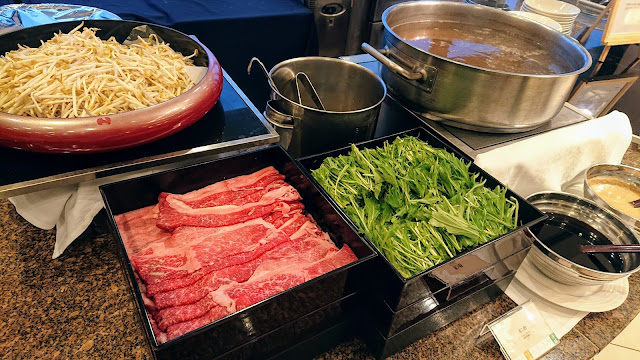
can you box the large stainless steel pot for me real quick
[362,1,592,133]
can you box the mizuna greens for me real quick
[311,136,519,278]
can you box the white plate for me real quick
[521,4,579,19]
[521,8,578,21]
[523,0,581,16]
[510,11,564,31]
[515,257,629,312]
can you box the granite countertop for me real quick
[2,143,640,360]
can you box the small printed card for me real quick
[487,301,559,360]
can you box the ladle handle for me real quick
[361,43,426,81]
[580,244,640,253]
[247,57,279,93]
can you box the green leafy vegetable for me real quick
[311,136,519,278]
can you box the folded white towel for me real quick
[474,110,633,199]
[9,180,104,259]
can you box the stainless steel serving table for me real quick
[0,69,279,199]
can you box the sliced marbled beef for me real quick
[144,211,308,297]
[152,215,331,309]
[152,261,258,310]
[155,234,336,327]
[114,205,171,255]
[133,219,289,286]
[158,245,356,336]
[163,166,285,209]
[165,306,229,341]
[114,167,359,344]
[156,180,303,231]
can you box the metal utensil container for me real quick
[362,1,592,133]
[265,57,386,158]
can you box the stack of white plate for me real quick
[510,10,564,32]
[521,0,581,36]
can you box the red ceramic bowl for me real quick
[0,20,223,153]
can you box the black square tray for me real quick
[296,127,546,311]
[361,270,517,360]
[371,245,531,338]
[100,145,376,360]
[214,292,361,360]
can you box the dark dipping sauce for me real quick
[394,21,573,75]
[529,213,625,273]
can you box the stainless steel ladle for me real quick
[247,57,281,96]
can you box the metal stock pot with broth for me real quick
[362,1,592,133]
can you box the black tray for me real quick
[100,145,376,360]
[361,270,516,360]
[214,293,361,360]
[296,127,546,311]
[371,246,530,338]
[364,227,533,314]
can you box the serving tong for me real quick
[293,72,325,111]
[247,57,325,111]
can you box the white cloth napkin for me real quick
[505,258,589,338]
[9,180,104,259]
[474,110,633,199]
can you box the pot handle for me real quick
[362,42,429,82]
[264,100,296,127]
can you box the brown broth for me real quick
[394,21,573,75]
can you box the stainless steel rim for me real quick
[267,57,387,114]
[381,1,592,78]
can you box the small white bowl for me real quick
[523,0,581,16]
[510,11,564,31]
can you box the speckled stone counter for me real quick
[2,143,640,360]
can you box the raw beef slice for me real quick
[156,176,303,231]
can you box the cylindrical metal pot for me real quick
[362,1,592,133]
[265,57,386,158]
